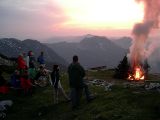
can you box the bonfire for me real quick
[127,0,160,81]
[128,66,145,81]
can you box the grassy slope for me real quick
[1,70,160,120]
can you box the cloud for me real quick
[0,0,68,39]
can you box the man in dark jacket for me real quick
[68,55,94,109]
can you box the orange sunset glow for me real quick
[55,0,144,29]
[0,0,145,38]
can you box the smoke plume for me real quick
[128,0,160,70]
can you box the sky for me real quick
[0,0,145,40]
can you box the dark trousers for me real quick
[70,82,91,108]
[70,88,82,108]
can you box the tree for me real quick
[143,59,150,79]
[114,55,130,79]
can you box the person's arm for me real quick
[67,65,70,74]
[50,72,54,85]
[79,65,85,78]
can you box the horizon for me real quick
[0,0,145,40]
[1,32,159,43]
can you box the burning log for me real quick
[128,66,145,80]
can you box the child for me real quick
[10,70,21,89]
[51,65,70,104]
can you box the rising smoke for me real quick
[128,0,160,71]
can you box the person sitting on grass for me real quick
[35,65,50,87]
[51,65,70,104]
[10,70,21,89]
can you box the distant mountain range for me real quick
[0,38,68,68]
[0,53,16,66]
[112,37,132,50]
[1,36,159,73]
[45,34,96,43]
[47,35,127,69]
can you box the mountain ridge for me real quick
[0,38,68,68]
[47,36,127,69]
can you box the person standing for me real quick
[17,54,27,70]
[20,69,32,95]
[37,51,45,67]
[68,55,94,109]
[51,65,70,104]
[22,53,28,67]
[28,51,36,69]
[27,51,37,84]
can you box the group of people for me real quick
[0,51,46,95]
[0,51,94,109]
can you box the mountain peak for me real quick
[81,35,110,45]
[84,34,95,38]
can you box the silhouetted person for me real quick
[68,55,94,109]
[17,54,27,70]
[37,51,45,66]
[28,51,37,84]
[28,51,36,68]
[51,65,70,104]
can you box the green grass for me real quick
[86,69,115,80]
[1,70,160,120]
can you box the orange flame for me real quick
[135,67,144,80]
[128,67,145,80]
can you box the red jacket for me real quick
[17,56,27,69]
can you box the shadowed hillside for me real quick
[47,35,127,69]
[0,38,68,68]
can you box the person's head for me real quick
[53,65,59,71]
[19,53,23,57]
[22,53,26,57]
[28,51,33,56]
[73,55,78,63]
